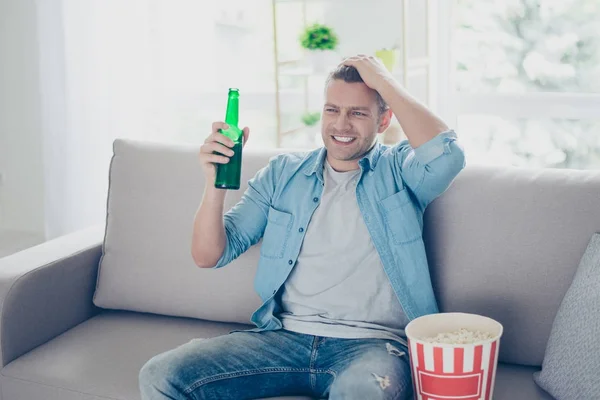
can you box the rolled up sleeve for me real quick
[394,130,466,209]
[213,156,281,269]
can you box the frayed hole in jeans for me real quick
[371,373,391,390]
[386,342,405,357]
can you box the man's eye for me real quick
[325,108,337,113]
[352,111,366,117]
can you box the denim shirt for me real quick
[214,130,466,332]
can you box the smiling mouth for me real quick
[332,136,356,144]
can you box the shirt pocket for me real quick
[380,189,421,245]
[260,207,294,259]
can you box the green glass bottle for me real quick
[215,88,243,190]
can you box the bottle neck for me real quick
[225,94,239,126]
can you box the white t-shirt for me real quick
[278,159,409,344]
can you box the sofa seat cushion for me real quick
[0,310,553,400]
[493,363,555,400]
[0,311,312,400]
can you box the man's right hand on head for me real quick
[198,121,250,181]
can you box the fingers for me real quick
[199,142,231,166]
[211,121,229,134]
[242,126,250,146]
[205,122,249,150]
[201,153,230,164]
[206,131,235,148]
[201,141,235,157]
[199,124,236,167]
[340,56,361,67]
[340,54,375,66]
[199,122,249,173]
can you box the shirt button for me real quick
[272,289,277,295]
[299,227,304,233]
[313,197,319,202]
[288,260,293,265]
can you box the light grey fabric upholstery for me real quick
[0,225,104,367]
[0,310,551,400]
[494,364,554,400]
[94,139,282,324]
[0,311,312,400]
[95,140,600,368]
[425,166,600,366]
[5,142,600,400]
[533,233,600,398]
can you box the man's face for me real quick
[321,79,390,171]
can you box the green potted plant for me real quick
[375,45,399,72]
[299,23,339,72]
[301,111,321,127]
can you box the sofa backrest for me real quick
[94,138,600,367]
[424,165,600,366]
[94,139,278,326]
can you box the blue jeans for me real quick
[139,329,413,400]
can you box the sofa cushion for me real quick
[95,139,600,368]
[0,311,313,400]
[494,364,554,400]
[0,310,552,400]
[94,139,282,324]
[424,166,600,366]
[533,233,600,398]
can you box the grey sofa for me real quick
[1,138,599,400]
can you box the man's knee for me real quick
[330,370,412,400]
[329,348,413,400]
[139,355,162,386]
[139,352,188,399]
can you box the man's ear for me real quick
[377,109,393,133]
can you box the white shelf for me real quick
[278,59,303,66]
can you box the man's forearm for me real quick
[191,186,227,268]
[377,79,449,149]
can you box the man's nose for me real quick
[333,113,351,131]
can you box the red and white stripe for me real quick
[409,339,500,400]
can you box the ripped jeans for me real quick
[139,329,413,400]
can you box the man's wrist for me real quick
[375,77,405,104]
[203,184,227,203]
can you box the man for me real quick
[139,55,466,400]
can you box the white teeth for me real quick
[334,136,354,143]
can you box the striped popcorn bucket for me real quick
[405,313,503,400]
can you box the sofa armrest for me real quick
[0,225,105,367]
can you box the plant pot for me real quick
[307,50,331,73]
[375,49,398,72]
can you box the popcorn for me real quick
[421,328,495,344]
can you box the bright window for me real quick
[441,0,600,169]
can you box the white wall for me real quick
[0,0,239,242]
[37,0,69,239]
[0,0,46,237]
